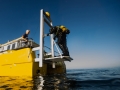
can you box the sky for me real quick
[0,0,120,69]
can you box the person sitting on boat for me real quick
[22,30,30,41]
[21,30,30,46]
[47,25,70,56]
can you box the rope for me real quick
[44,46,60,55]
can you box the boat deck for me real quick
[35,56,73,63]
[44,56,73,63]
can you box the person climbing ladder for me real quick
[47,25,70,56]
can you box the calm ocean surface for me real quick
[0,67,120,90]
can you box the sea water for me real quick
[0,67,120,90]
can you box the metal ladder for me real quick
[32,9,73,68]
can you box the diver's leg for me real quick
[57,37,66,56]
[58,43,66,56]
[63,40,69,56]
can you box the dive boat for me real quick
[0,9,73,77]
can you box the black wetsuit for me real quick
[22,33,28,40]
[22,33,29,44]
[49,26,69,56]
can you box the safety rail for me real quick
[0,38,39,52]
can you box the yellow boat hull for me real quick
[0,48,66,77]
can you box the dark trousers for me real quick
[57,35,69,56]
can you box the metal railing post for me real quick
[50,22,56,68]
[50,22,54,58]
[40,9,44,67]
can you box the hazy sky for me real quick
[0,0,120,69]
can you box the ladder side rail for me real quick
[39,9,44,67]
[44,18,52,28]
[50,22,56,68]
[50,22,54,58]
[53,39,62,57]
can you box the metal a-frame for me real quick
[32,9,73,68]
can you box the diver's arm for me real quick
[47,27,56,36]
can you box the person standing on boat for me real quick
[47,25,70,56]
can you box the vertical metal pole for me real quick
[50,22,55,68]
[40,9,44,67]
[50,22,54,58]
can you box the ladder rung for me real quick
[32,47,40,51]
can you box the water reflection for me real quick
[0,76,33,90]
[34,76,44,90]
[0,74,70,90]
[33,74,70,90]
